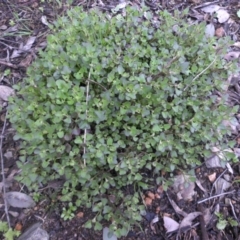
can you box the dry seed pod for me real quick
[147,191,155,200]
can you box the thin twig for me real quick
[193,0,219,9]
[0,60,18,69]
[0,110,11,227]
[83,72,91,166]
[197,190,235,204]
[86,79,107,91]
[151,55,180,82]
[210,168,228,197]
[229,199,238,221]
[198,204,209,240]
[165,190,189,220]
[183,56,217,91]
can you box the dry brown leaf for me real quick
[5,25,18,35]
[169,199,187,217]
[0,85,15,101]
[226,163,233,174]
[41,16,49,26]
[195,179,207,193]
[223,174,231,181]
[179,212,202,229]
[0,25,7,30]
[208,172,216,182]
[203,208,212,226]
[222,118,239,134]
[188,10,204,21]
[22,37,36,51]
[211,146,221,153]
[150,215,159,234]
[19,54,33,68]
[215,178,231,194]
[147,191,155,200]
[201,4,220,13]
[234,148,240,157]
[205,155,222,168]
[224,51,240,61]
[4,151,13,160]
[163,216,179,233]
[11,36,36,58]
[233,42,240,48]
[205,23,215,38]
[9,211,19,217]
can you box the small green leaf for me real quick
[217,220,227,230]
[0,221,8,232]
[85,220,92,229]
[117,65,124,74]
[57,131,64,138]
[94,222,103,231]
[134,173,142,181]
[152,125,161,132]
[4,228,20,240]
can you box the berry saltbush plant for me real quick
[8,6,237,236]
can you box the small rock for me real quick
[18,223,49,240]
[5,191,35,208]
[103,227,117,240]
[0,85,15,101]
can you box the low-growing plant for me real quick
[215,212,238,230]
[0,221,20,240]
[61,202,77,220]
[8,6,237,236]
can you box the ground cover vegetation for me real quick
[7,5,238,237]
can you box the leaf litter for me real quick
[172,174,196,201]
[11,36,36,58]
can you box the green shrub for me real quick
[0,221,20,240]
[8,6,237,236]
